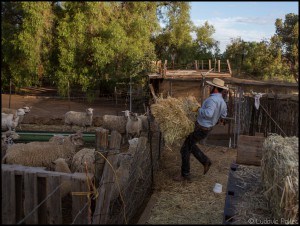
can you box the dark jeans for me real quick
[180,122,211,177]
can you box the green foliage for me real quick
[1,2,55,89]
[275,13,299,82]
[223,14,298,84]
[1,2,297,97]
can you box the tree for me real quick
[153,2,194,65]
[1,2,55,90]
[192,21,220,60]
[274,13,298,82]
[56,2,158,99]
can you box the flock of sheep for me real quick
[1,106,146,197]
[1,107,145,171]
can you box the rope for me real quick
[71,200,90,224]
[259,104,287,137]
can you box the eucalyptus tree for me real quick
[153,2,194,66]
[1,2,55,91]
[192,21,220,60]
[56,2,159,99]
[274,13,298,82]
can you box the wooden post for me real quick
[214,58,216,71]
[94,128,109,187]
[109,130,122,150]
[194,60,198,70]
[148,83,158,101]
[72,174,90,224]
[209,59,211,70]
[163,60,167,77]
[227,59,232,75]
[218,60,221,73]
[201,60,204,70]
[158,60,162,74]
[92,152,119,224]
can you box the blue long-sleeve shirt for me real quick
[197,93,227,128]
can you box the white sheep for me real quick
[71,148,95,173]
[1,112,23,131]
[125,111,143,140]
[51,158,72,198]
[52,157,72,173]
[2,106,30,119]
[2,132,84,168]
[49,134,66,144]
[64,108,94,129]
[1,130,20,159]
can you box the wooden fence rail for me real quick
[1,164,92,224]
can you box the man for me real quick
[174,78,229,181]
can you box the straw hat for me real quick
[206,78,228,90]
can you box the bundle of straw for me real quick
[261,134,298,223]
[150,95,200,146]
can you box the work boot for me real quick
[203,161,212,175]
[173,175,191,182]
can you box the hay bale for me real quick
[102,115,127,134]
[261,134,298,223]
[150,96,200,146]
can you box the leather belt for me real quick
[195,122,212,131]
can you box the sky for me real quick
[189,1,299,53]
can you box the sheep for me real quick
[125,111,143,140]
[1,113,22,131]
[52,157,71,173]
[51,158,72,198]
[2,106,30,118]
[49,134,66,144]
[1,130,20,159]
[71,148,95,173]
[64,108,94,130]
[2,132,84,168]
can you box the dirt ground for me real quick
[2,93,238,224]
[139,143,237,224]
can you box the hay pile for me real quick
[261,134,298,223]
[150,96,200,146]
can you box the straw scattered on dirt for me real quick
[228,165,273,224]
[146,143,237,224]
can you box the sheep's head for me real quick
[49,134,65,144]
[86,108,94,115]
[17,108,26,116]
[122,110,130,118]
[129,112,139,121]
[22,106,31,113]
[70,132,84,147]
[5,131,20,140]
[51,158,71,173]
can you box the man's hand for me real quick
[192,105,200,112]
[218,118,226,125]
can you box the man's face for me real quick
[222,89,228,101]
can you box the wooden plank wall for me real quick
[1,164,92,224]
[236,135,266,166]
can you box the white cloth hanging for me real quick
[254,93,265,110]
